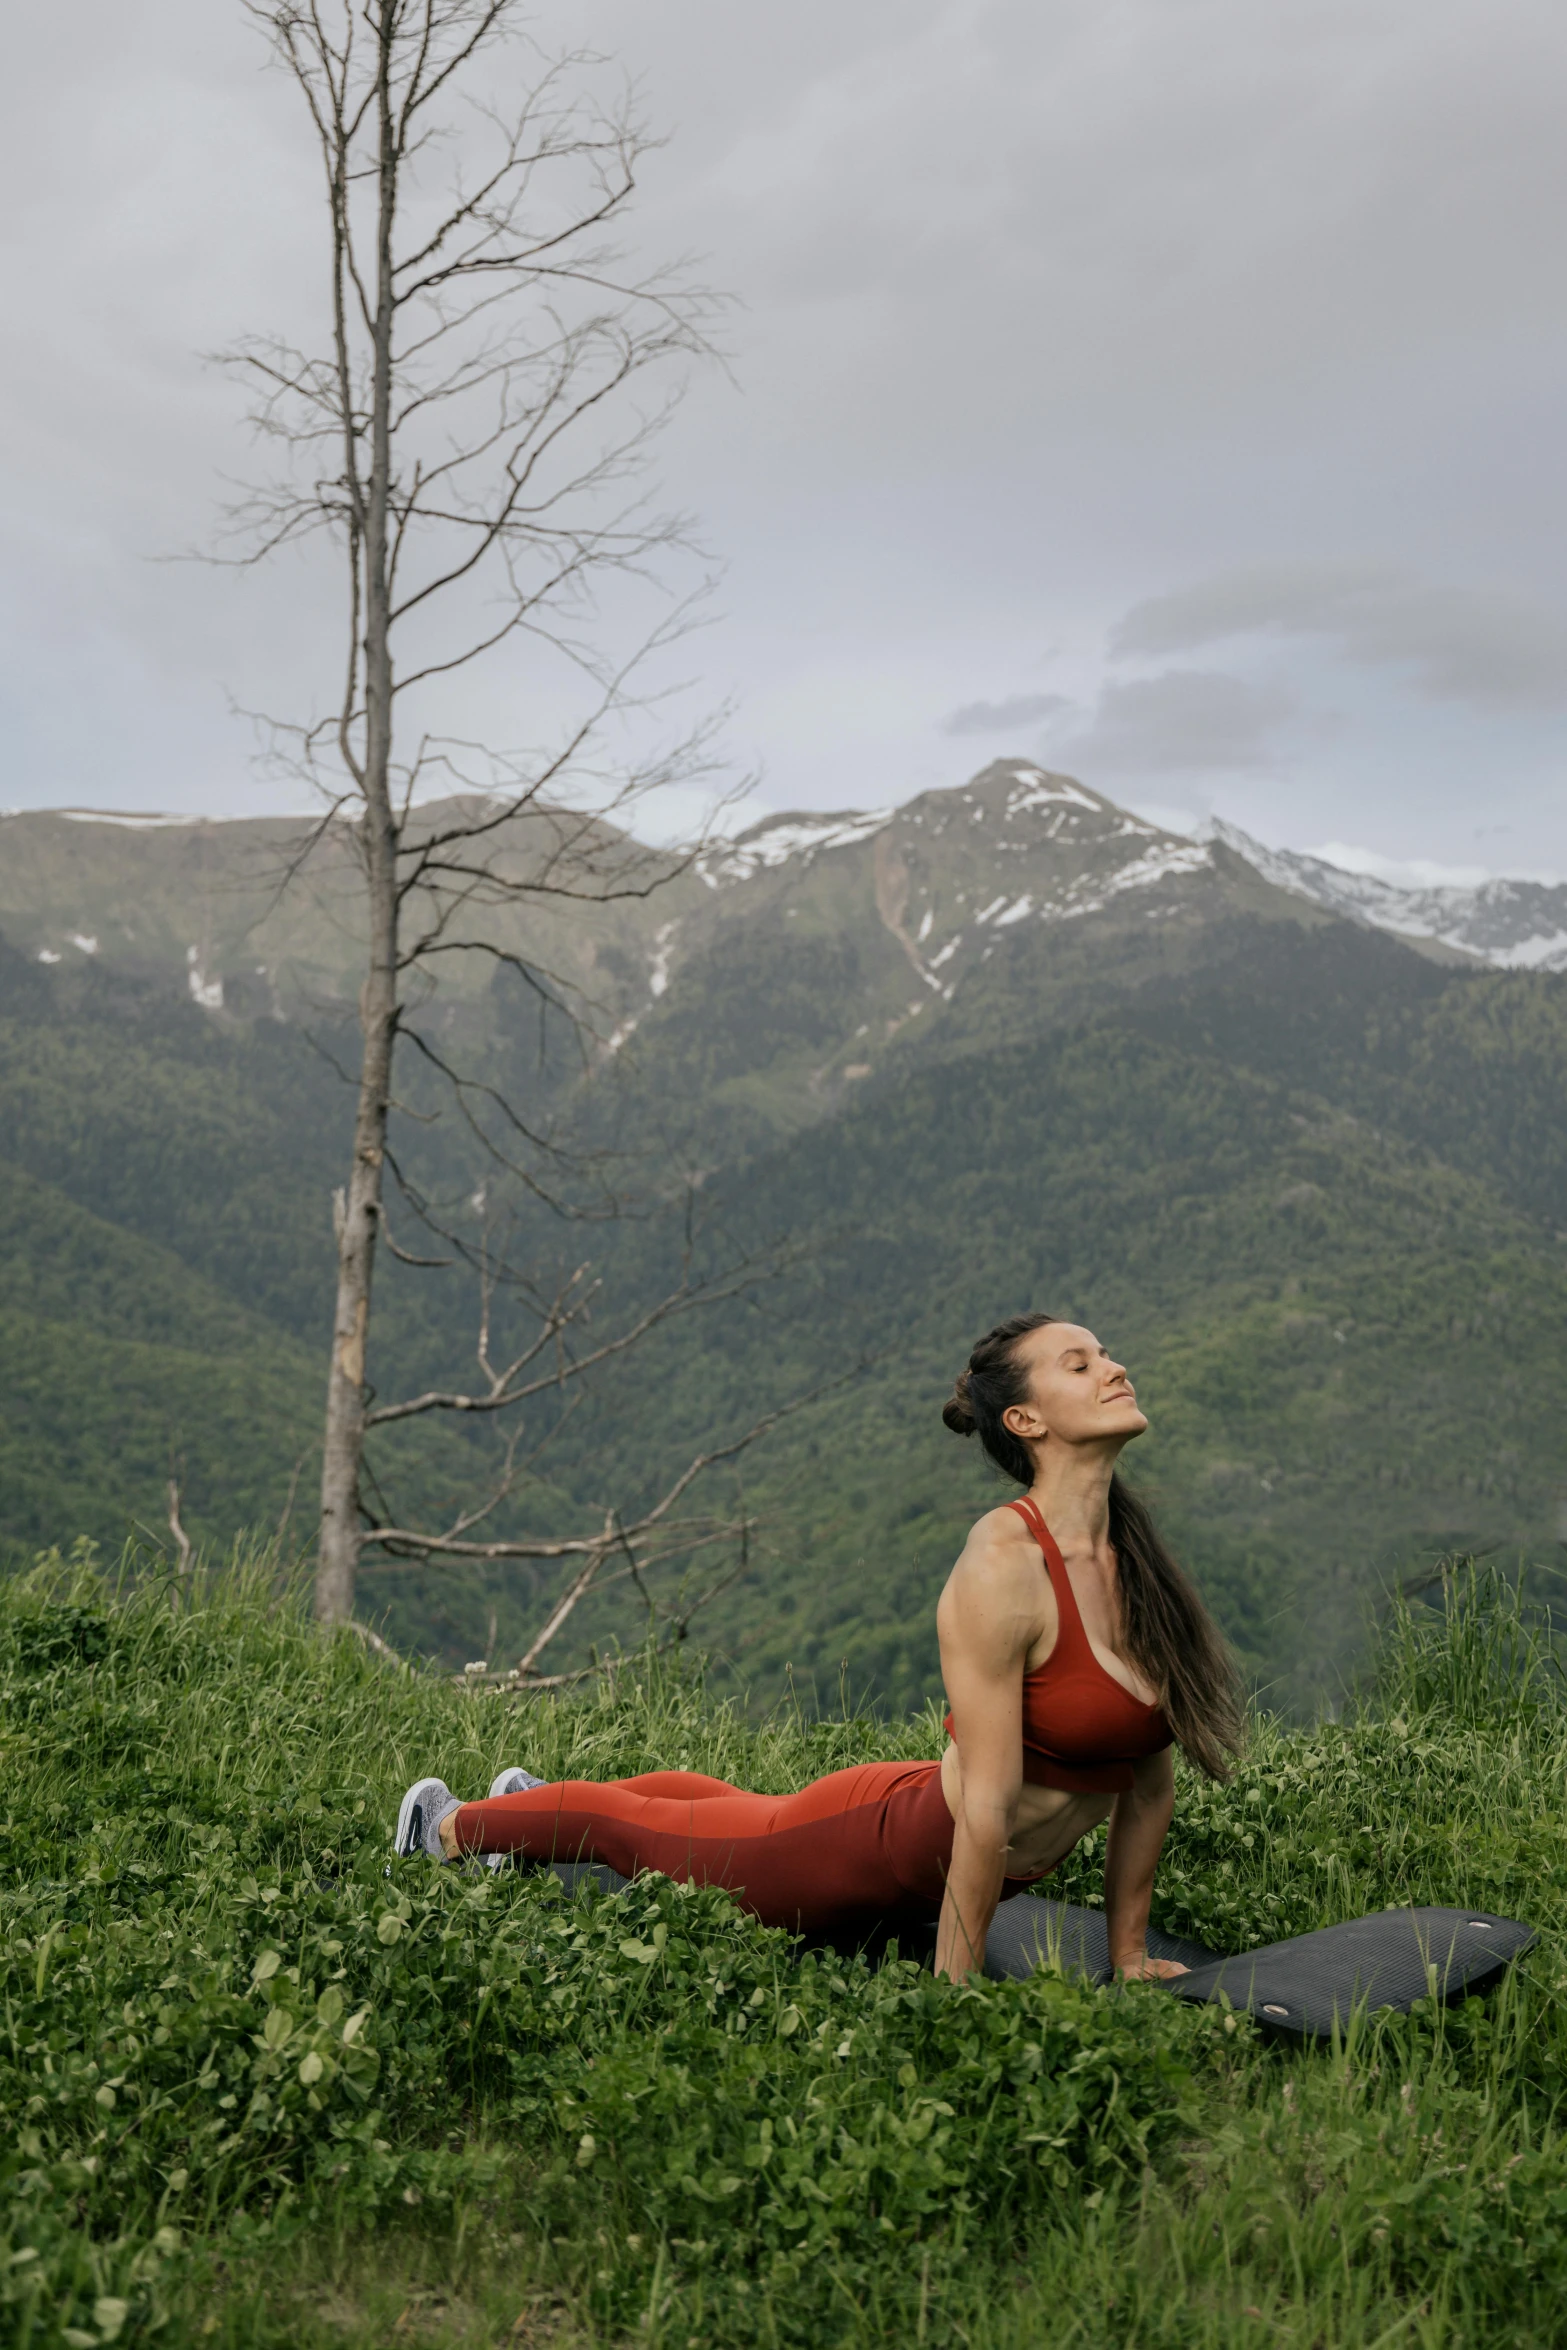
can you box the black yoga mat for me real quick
[524,1864,1532,2039]
[981,1896,1214,1984]
[983,1895,1535,2038]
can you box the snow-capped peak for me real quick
[1205,819,1567,973]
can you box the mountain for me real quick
[3,761,1564,1714]
[9,769,1561,1033]
[568,764,1336,1153]
[0,762,1314,1078]
[0,798,675,1027]
[1203,819,1567,972]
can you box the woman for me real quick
[394,1314,1243,1979]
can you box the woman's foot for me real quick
[394,1776,462,1862]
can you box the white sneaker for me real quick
[393,1776,462,1862]
[481,1765,547,1870]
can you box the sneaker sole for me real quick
[393,1784,424,1857]
[394,1779,450,1859]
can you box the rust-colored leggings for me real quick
[452,1758,975,1938]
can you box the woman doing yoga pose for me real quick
[394,1314,1244,1978]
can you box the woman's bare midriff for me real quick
[939,1741,1114,1880]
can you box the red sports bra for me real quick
[945,1494,1172,1793]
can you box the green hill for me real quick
[5,1559,1567,2348]
[2,776,1564,1712]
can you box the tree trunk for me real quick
[314,938,395,1621]
[315,16,399,1625]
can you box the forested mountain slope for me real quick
[540,965,1567,1714]
[3,767,1563,1713]
[0,1160,319,1555]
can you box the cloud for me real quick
[1111,564,1567,712]
[937,691,1072,738]
[1061,670,1292,776]
[1306,841,1494,889]
[5,0,1567,870]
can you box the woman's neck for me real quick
[1028,1439,1124,1548]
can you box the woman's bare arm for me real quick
[1102,1746,1182,1978]
[934,1519,1041,1980]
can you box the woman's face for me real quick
[1001,1322,1149,1452]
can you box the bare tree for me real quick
[166,1473,194,1606]
[224,1,740,1628]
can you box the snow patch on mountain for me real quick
[648,920,678,998]
[1094,840,1212,902]
[697,807,891,884]
[1002,767,1103,818]
[186,945,224,1012]
[50,809,193,829]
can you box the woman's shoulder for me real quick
[968,1498,1034,1546]
[950,1501,1041,1585]
[939,1501,1052,1647]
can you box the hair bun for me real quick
[942,1369,977,1437]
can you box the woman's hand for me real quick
[1113,1953,1189,1980]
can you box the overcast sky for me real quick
[3,0,1564,878]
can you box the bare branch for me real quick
[515,1518,611,1676]
[363,1253,777,1427]
[348,1618,405,1666]
[370,1200,455,1267]
[360,1368,857,1561]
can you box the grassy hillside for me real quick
[0,965,537,1576]
[0,937,347,1344]
[4,1553,1567,2349]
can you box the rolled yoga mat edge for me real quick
[983,1896,1535,2038]
[1169,1906,1535,2038]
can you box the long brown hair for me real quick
[943,1312,1244,1781]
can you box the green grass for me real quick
[4,1550,1567,2348]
